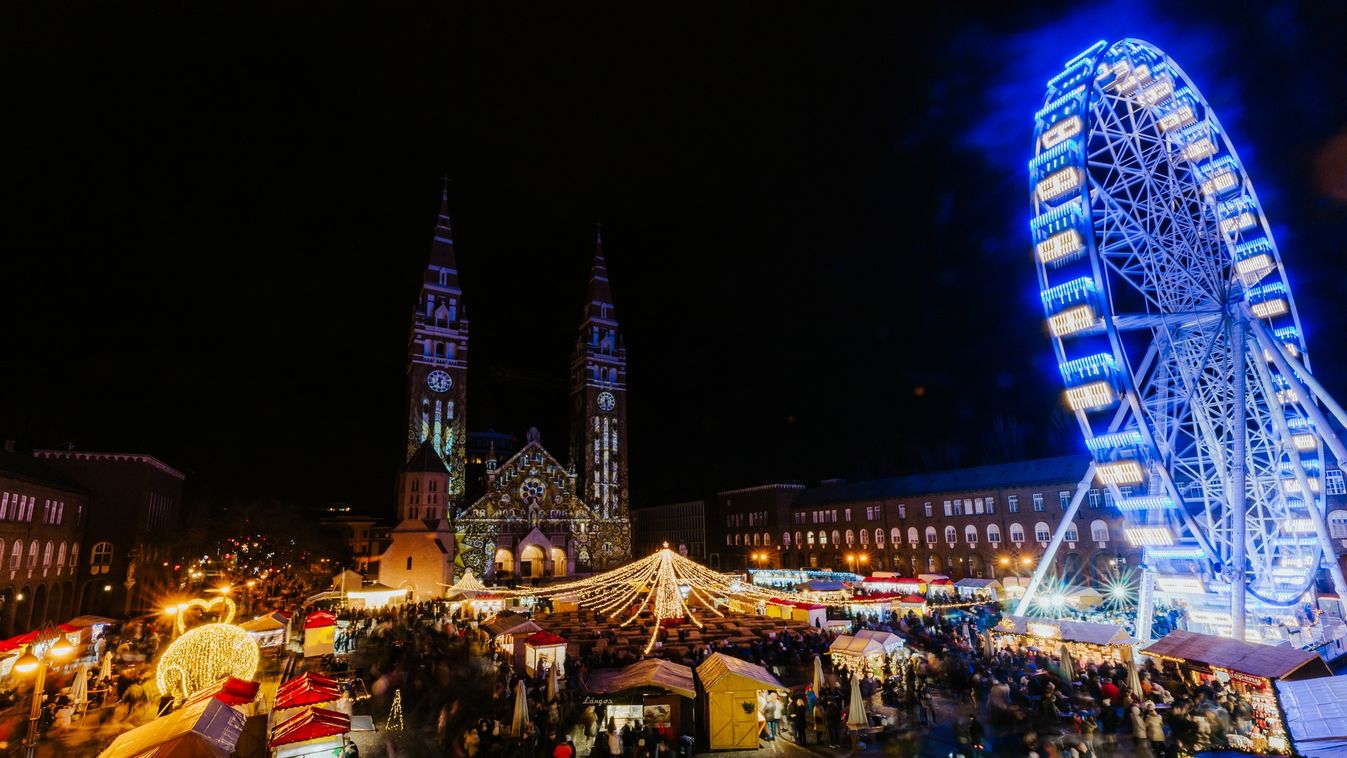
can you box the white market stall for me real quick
[829,630,906,678]
[345,582,409,610]
[482,611,542,656]
[953,578,1003,602]
[519,631,567,677]
[239,611,289,650]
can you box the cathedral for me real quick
[379,186,632,599]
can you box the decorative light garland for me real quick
[156,622,260,704]
[386,689,405,731]
[176,596,237,635]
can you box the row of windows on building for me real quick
[728,520,1117,549]
[0,493,68,525]
[725,511,769,528]
[0,539,85,573]
[790,488,1149,527]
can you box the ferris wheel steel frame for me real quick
[1013,39,1347,642]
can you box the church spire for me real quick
[427,178,459,287]
[584,226,615,323]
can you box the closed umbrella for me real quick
[546,661,559,703]
[812,654,824,695]
[1127,654,1143,695]
[1059,645,1076,682]
[100,651,112,680]
[70,665,89,705]
[846,673,867,730]
[510,680,529,736]
[982,629,995,661]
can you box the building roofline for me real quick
[717,483,806,496]
[33,450,186,480]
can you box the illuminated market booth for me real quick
[344,582,409,610]
[696,653,786,751]
[99,697,247,758]
[271,671,346,725]
[482,611,542,656]
[991,616,1138,665]
[585,659,696,742]
[1141,630,1331,755]
[240,611,290,650]
[859,576,925,595]
[519,631,567,677]
[302,611,337,658]
[829,629,907,678]
[269,706,351,758]
[954,578,1003,602]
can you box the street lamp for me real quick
[15,625,75,758]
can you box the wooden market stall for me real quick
[585,659,696,742]
[268,706,351,758]
[301,610,337,658]
[482,611,542,655]
[97,696,247,758]
[991,615,1138,665]
[1141,629,1331,754]
[239,611,289,650]
[696,653,786,750]
[518,630,567,677]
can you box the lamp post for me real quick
[15,625,75,758]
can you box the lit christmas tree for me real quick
[386,689,404,731]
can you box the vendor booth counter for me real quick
[695,653,785,751]
[585,659,695,743]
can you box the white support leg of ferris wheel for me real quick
[1249,317,1347,608]
[1230,316,1248,641]
[1013,461,1096,616]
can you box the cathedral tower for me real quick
[570,232,632,566]
[406,184,468,503]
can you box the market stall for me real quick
[518,630,567,677]
[898,595,928,616]
[1141,629,1331,755]
[268,706,350,758]
[925,577,955,600]
[272,672,344,724]
[695,653,786,750]
[183,676,261,715]
[991,615,1138,665]
[239,612,289,650]
[97,696,246,758]
[482,611,542,655]
[585,659,696,742]
[789,602,827,628]
[1063,586,1103,610]
[301,610,336,658]
[344,582,409,610]
[953,578,1002,602]
[829,630,906,678]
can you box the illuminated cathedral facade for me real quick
[383,186,631,591]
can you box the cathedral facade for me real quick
[382,186,632,592]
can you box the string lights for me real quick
[386,689,405,731]
[156,623,260,704]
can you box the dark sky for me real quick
[4,1,1346,513]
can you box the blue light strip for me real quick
[1059,353,1118,385]
[1034,88,1087,125]
[1146,546,1206,560]
[1029,199,1084,241]
[1064,40,1107,70]
[1117,496,1178,511]
[1280,459,1321,474]
[1234,237,1273,261]
[1085,431,1145,453]
[1040,276,1096,308]
[1028,139,1082,179]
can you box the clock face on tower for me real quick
[597,391,615,412]
[426,370,452,393]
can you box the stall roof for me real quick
[269,707,350,748]
[796,580,846,592]
[303,610,337,629]
[482,612,541,638]
[183,677,260,708]
[995,616,1138,646]
[586,659,696,700]
[1276,676,1347,757]
[696,653,783,692]
[1142,630,1332,681]
[67,615,119,628]
[274,678,341,710]
[854,629,904,652]
[829,635,885,657]
[522,631,567,647]
[954,578,1002,589]
[99,696,246,758]
[239,614,287,633]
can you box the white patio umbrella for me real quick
[100,651,112,680]
[546,661,559,703]
[510,679,529,736]
[846,673,867,729]
[982,629,995,661]
[1059,645,1076,682]
[70,665,89,705]
[812,654,824,694]
[1127,655,1143,695]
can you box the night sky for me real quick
[4,1,1346,514]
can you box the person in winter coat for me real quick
[605,727,623,758]
[789,698,807,743]
[1145,706,1166,756]
[1130,705,1148,746]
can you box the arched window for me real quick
[726,535,732,546]
[752,533,760,546]
[795,532,802,548]
[831,530,840,547]
[57,542,66,567]
[925,526,937,545]
[1091,519,1111,543]
[1009,523,1025,543]
[763,532,771,545]
[845,529,855,547]
[783,532,791,548]
[890,527,902,545]
[987,524,1001,544]
[7,541,18,570]
[733,534,740,546]
[944,526,957,544]
[1330,510,1347,539]
[859,529,869,545]
[908,527,919,544]
[965,525,979,545]
[1065,525,1079,542]
[27,542,38,569]
[808,531,816,546]
[1035,522,1051,542]
[875,528,885,546]
[69,542,79,569]
[43,541,52,566]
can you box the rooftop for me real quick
[793,454,1091,507]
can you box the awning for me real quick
[1142,630,1332,681]
[696,652,784,692]
[829,635,885,657]
[183,677,260,708]
[994,615,1138,647]
[98,696,246,758]
[522,631,567,647]
[269,707,350,748]
[954,578,1002,590]
[586,659,696,700]
[278,672,339,694]
[1276,676,1347,756]
[854,629,904,653]
[66,615,119,628]
[238,613,287,633]
[274,679,341,710]
[303,610,337,630]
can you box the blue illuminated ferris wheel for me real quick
[1018,39,1347,642]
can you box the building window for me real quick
[1032,493,1045,512]
[26,542,38,569]
[1009,523,1024,543]
[1091,519,1111,543]
[875,528,884,547]
[845,529,854,547]
[9,541,21,570]
[945,526,957,544]
[1035,522,1051,542]
[923,502,933,517]
[91,542,113,574]
[43,541,53,567]
[897,504,906,519]
[808,532,816,546]
[986,496,996,514]
[1088,489,1102,508]
[844,508,851,522]
[973,498,984,515]
[1008,495,1019,513]
[1059,491,1071,509]
[965,525,978,545]
[908,527,918,544]
[987,524,1001,544]
[943,500,952,516]
[783,532,791,547]
[1065,526,1078,543]
[1328,469,1346,495]
[831,530,840,547]
[925,527,937,545]
[795,532,802,547]
[953,500,963,516]
[1329,511,1347,539]
[406,557,413,570]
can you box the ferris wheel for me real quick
[1015,38,1347,642]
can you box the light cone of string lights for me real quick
[156,622,260,704]
[386,689,405,731]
